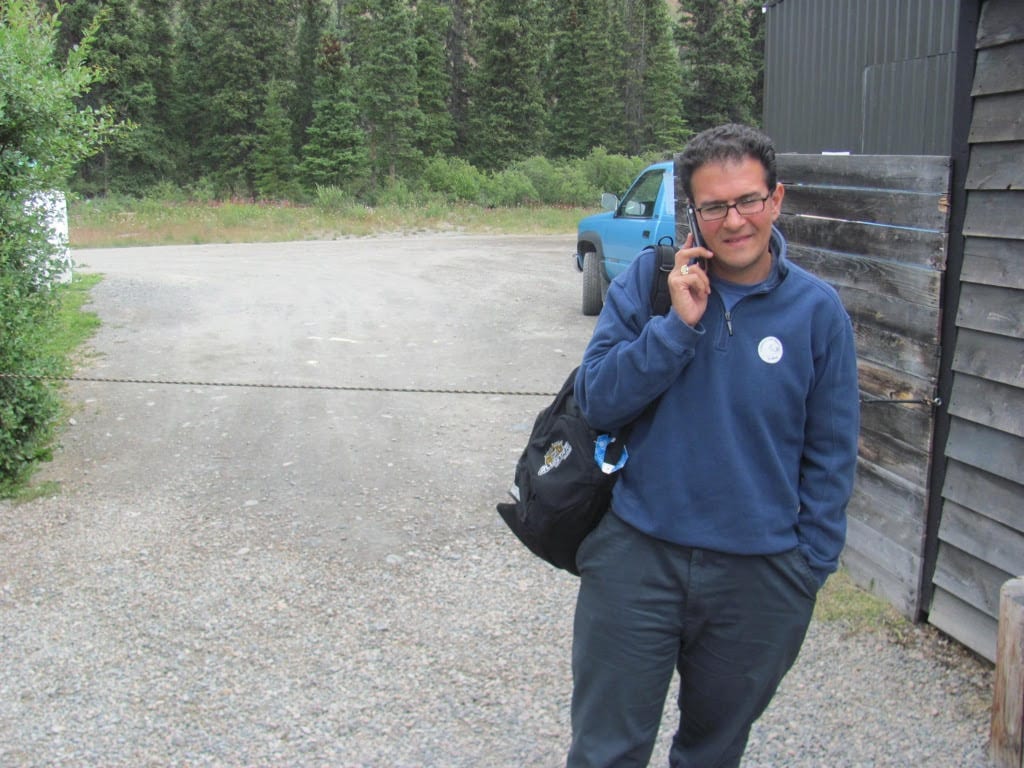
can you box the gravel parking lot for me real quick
[0,234,995,766]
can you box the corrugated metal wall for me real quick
[764,0,961,154]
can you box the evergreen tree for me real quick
[546,0,626,158]
[169,0,207,188]
[45,0,176,195]
[299,32,370,193]
[343,0,423,189]
[676,0,761,132]
[291,0,329,154]
[618,0,687,155]
[465,0,548,170]
[445,0,475,158]
[194,0,298,198]
[252,78,301,200]
[637,0,689,153]
[414,0,456,158]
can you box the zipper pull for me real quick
[724,311,734,336]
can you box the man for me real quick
[568,123,860,767]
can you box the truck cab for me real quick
[574,161,676,315]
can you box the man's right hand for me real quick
[667,233,712,327]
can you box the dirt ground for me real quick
[44,234,590,560]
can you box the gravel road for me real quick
[1,235,995,767]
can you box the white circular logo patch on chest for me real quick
[758,336,784,364]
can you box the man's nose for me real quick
[722,205,747,227]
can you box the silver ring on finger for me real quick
[680,264,690,276]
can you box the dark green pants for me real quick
[567,512,818,768]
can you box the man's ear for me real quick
[770,182,785,221]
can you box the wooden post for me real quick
[991,578,1024,768]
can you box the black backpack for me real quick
[496,244,676,575]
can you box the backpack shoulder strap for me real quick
[649,243,676,317]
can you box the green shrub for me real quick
[314,184,355,212]
[422,155,485,203]
[481,169,539,207]
[508,156,563,204]
[577,148,649,199]
[373,178,417,207]
[550,162,598,206]
[1,1,122,494]
[144,180,188,204]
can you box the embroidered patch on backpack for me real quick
[537,440,572,476]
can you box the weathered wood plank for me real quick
[972,41,1024,98]
[782,185,949,230]
[931,541,1011,621]
[949,372,1024,438]
[787,245,943,307]
[945,417,1024,486]
[962,236,1024,291]
[953,328,1024,387]
[860,394,935,454]
[965,190,1024,239]
[943,458,1024,534]
[957,282,1024,338]
[929,587,998,663]
[851,321,940,382]
[953,330,1024,397]
[939,499,1024,580]
[977,0,1024,49]
[966,142,1024,192]
[849,459,928,555]
[858,359,938,402]
[970,92,1024,143]
[777,154,951,193]
[991,578,1024,768]
[860,428,933,487]
[780,214,947,269]
[843,517,920,618]
[834,284,941,340]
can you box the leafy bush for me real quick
[576,148,649,199]
[481,169,539,207]
[372,178,417,208]
[422,155,485,203]
[314,184,355,212]
[0,1,122,494]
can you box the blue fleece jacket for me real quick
[574,227,859,586]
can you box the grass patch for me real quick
[39,273,103,366]
[815,567,908,638]
[69,199,590,248]
[8,480,62,504]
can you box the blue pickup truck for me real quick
[574,160,677,315]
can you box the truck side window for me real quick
[617,170,664,219]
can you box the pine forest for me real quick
[44,0,765,203]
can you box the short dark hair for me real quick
[677,123,777,201]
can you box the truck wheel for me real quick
[582,251,604,316]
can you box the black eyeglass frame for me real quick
[694,194,772,222]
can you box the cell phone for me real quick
[685,203,708,270]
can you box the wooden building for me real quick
[761,0,1023,661]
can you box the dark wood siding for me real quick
[928,0,1024,662]
[780,155,950,618]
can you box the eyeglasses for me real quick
[695,194,772,222]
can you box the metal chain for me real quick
[0,372,941,406]
[0,371,556,398]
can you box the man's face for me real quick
[689,156,785,285]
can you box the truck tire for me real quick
[582,251,604,316]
